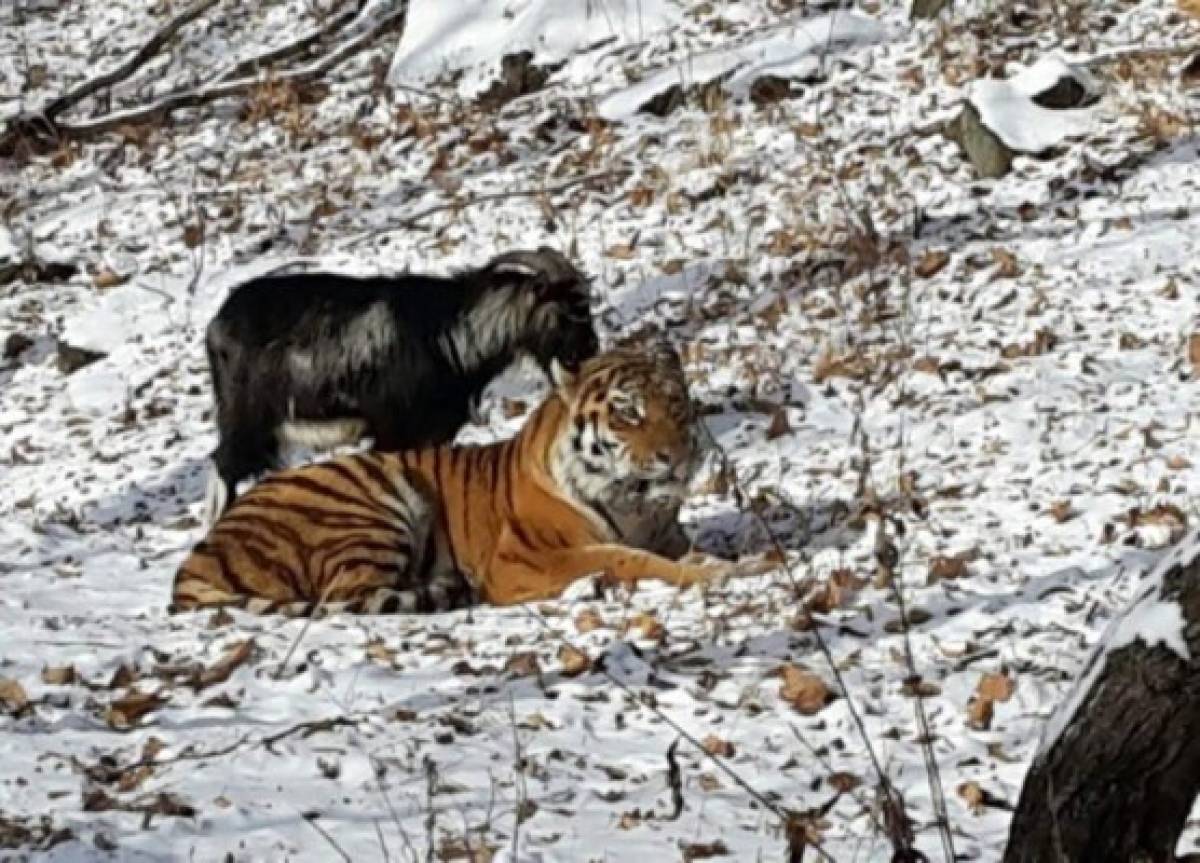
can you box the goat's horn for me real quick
[487,248,579,283]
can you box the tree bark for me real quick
[1003,534,1200,863]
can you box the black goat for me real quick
[203,247,599,518]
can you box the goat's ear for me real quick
[550,358,577,393]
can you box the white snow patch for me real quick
[388,0,681,96]
[1038,531,1198,757]
[968,54,1100,153]
[598,13,888,119]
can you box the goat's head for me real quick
[485,247,600,378]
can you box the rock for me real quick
[911,0,952,19]
[56,340,107,374]
[945,102,1013,179]
[478,51,558,108]
[749,75,796,106]
[638,83,686,117]
[3,332,33,360]
[1031,75,1095,110]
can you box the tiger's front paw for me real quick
[678,551,737,586]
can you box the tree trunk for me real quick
[1003,533,1200,863]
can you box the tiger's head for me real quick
[550,341,696,511]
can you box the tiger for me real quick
[169,342,733,616]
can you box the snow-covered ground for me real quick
[2,0,1200,859]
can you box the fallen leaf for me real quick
[976,672,1015,703]
[1048,500,1074,523]
[622,611,665,642]
[914,249,950,279]
[575,609,606,633]
[41,665,76,685]
[557,645,590,677]
[92,267,126,289]
[504,652,541,679]
[990,247,1022,279]
[191,639,254,690]
[827,771,862,793]
[606,243,636,260]
[958,781,985,814]
[364,639,397,666]
[765,406,792,440]
[681,840,729,860]
[1189,333,1200,377]
[1168,454,1192,470]
[701,735,735,758]
[0,678,29,713]
[928,554,969,583]
[104,690,168,730]
[778,664,831,715]
[966,696,994,730]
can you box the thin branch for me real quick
[299,809,354,863]
[342,168,632,249]
[43,0,219,120]
[214,0,369,83]
[3,0,410,152]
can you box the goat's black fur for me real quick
[203,247,598,517]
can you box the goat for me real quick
[202,247,599,519]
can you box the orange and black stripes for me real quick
[170,343,701,617]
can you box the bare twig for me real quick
[300,810,354,863]
[342,168,633,249]
[44,0,219,120]
[215,0,368,83]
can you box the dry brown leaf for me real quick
[92,267,126,289]
[557,645,590,677]
[778,664,830,715]
[958,781,985,814]
[701,734,735,758]
[1048,500,1074,523]
[192,639,254,690]
[681,840,730,860]
[1168,454,1193,470]
[574,608,606,633]
[966,696,994,730]
[1189,333,1200,377]
[605,243,636,260]
[1129,503,1188,540]
[990,247,1022,279]
[365,639,397,665]
[914,249,950,279]
[813,350,868,383]
[1002,328,1057,359]
[976,672,1015,703]
[622,611,665,642]
[504,652,541,679]
[41,665,76,685]
[0,678,29,713]
[765,405,792,440]
[928,554,969,583]
[105,690,167,730]
[827,771,862,793]
[913,356,941,376]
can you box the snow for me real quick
[968,55,1100,153]
[598,12,889,119]
[4,0,1200,859]
[388,0,681,97]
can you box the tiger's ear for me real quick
[550,358,577,394]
